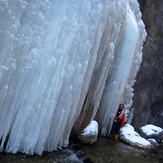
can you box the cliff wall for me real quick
[133,0,163,129]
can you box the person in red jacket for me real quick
[109,104,125,141]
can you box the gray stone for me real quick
[133,0,163,129]
[79,134,97,144]
[147,139,159,147]
[158,131,163,143]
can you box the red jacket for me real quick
[114,110,125,127]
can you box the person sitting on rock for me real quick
[109,104,125,141]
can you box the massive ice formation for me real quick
[0,0,146,155]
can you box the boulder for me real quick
[79,120,98,144]
[120,124,153,149]
[147,139,159,147]
[158,131,163,143]
[139,124,163,143]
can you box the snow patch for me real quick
[120,124,153,149]
[81,121,98,136]
[79,121,98,144]
[140,124,163,136]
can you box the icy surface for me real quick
[140,124,163,136]
[126,108,134,124]
[120,124,153,149]
[81,121,98,136]
[95,0,146,135]
[58,149,84,163]
[0,0,146,155]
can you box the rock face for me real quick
[132,0,163,129]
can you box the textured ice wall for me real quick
[95,0,147,135]
[0,0,146,155]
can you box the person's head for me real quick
[118,104,124,111]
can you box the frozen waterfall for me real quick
[0,0,146,155]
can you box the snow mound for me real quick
[81,120,98,136]
[140,124,163,136]
[79,121,98,144]
[120,124,153,149]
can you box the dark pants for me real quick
[110,121,121,134]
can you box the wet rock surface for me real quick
[0,136,163,163]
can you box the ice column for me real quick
[0,0,110,155]
[73,0,127,132]
[95,0,146,135]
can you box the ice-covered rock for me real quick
[139,124,163,143]
[140,124,163,136]
[147,139,159,147]
[120,124,153,149]
[79,121,98,144]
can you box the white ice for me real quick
[0,0,146,155]
[95,0,146,135]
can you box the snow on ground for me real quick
[120,124,153,149]
[140,124,163,136]
[81,120,98,136]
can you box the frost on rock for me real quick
[120,124,153,149]
[79,121,98,144]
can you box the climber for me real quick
[109,104,125,141]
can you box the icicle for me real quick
[95,0,146,136]
[0,0,146,155]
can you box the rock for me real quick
[79,120,98,144]
[133,0,163,129]
[120,124,153,149]
[79,133,97,144]
[147,139,159,147]
[158,131,163,143]
[139,124,163,143]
